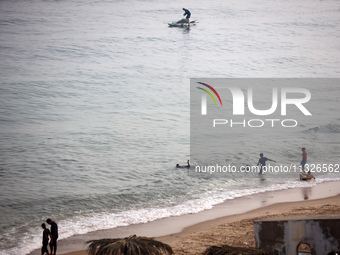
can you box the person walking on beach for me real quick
[300,147,307,173]
[46,219,58,255]
[257,153,276,174]
[41,223,50,255]
[182,8,191,22]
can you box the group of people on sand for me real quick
[41,219,58,255]
[177,148,315,181]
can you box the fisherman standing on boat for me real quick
[182,8,191,22]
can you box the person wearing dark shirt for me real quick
[46,219,58,255]
[257,153,276,174]
[182,8,191,21]
[41,223,50,255]
[176,159,190,168]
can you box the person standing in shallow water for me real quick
[46,219,58,255]
[257,153,276,174]
[300,147,307,173]
[41,223,50,255]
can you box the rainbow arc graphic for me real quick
[197,82,222,115]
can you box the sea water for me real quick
[0,0,340,254]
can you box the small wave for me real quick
[303,123,340,134]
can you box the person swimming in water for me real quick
[176,159,190,168]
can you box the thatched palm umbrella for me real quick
[86,235,173,255]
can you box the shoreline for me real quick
[28,180,340,255]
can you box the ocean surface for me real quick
[0,0,340,254]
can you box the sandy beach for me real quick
[29,181,340,255]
